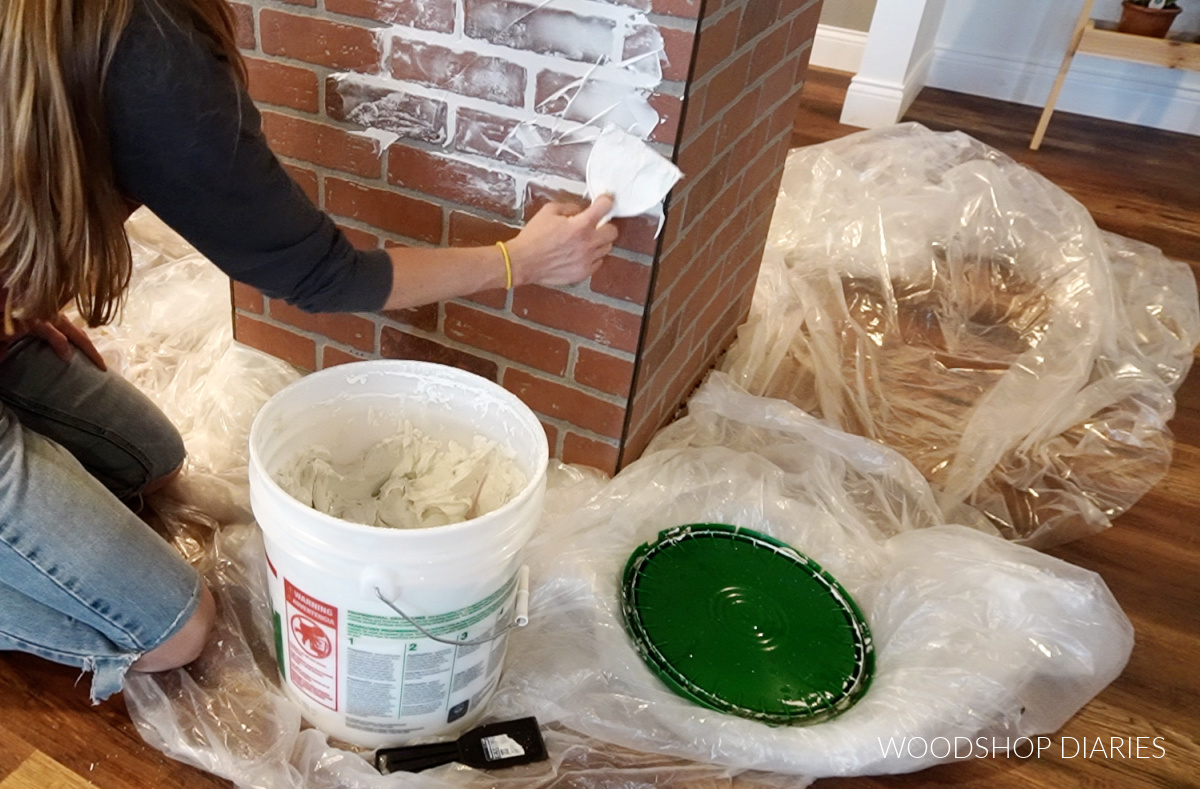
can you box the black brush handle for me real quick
[375,741,461,774]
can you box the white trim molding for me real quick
[811,24,869,74]
[840,0,947,128]
[926,46,1200,137]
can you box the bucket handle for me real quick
[369,566,531,647]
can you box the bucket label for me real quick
[284,580,339,710]
[337,575,517,733]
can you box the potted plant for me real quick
[1118,0,1184,37]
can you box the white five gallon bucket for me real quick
[248,361,548,748]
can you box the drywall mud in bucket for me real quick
[248,361,548,748]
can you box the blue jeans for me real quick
[0,337,200,702]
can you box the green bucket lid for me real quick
[621,524,874,725]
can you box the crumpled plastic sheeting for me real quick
[106,187,1132,784]
[722,123,1200,548]
[488,372,1133,778]
[104,211,799,788]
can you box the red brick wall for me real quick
[621,0,821,465]
[230,0,820,474]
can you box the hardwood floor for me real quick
[1,68,1196,789]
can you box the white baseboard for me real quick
[926,46,1200,136]
[840,44,935,128]
[811,24,868,74]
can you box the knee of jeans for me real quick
[146,427,187,484]
[124,427,186,498]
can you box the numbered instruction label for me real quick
[265,573,520,737]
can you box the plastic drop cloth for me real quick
[107,167,1135,785]
[722,123,1200,548]
[106,211,813,788]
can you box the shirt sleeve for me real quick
[104,1,392,314]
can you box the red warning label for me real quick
[285,580,339,710]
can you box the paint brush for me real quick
[374,717,547,774]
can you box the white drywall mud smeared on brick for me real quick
[330,0,667,210]
[332,80,450,144]
[349,127,402,154]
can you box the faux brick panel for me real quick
[322,345,369,367]
[464,0,616,63]
[457,289,509,311]
[683,150,732,219]
[535,71,662,139]
[236,316,316,370]
[231,2,255,50]
[512,286,641,353]
[590,255,652,305]
[441,208,514,307]
[628,23,696,83]
[455,109,589,181]
[739,145,784,211]
[678,264,728,337]
[261,111,383,178]
[597,0,651,12]
[389,146,518,217]
[454,107,518,161]
[447,211,519,247]
[700,50,753,128]
[757,58,802,122]
[282,163,319,203]
[380,327,499,380]
[575,347,635,397]
[327,79,448,145]
[522,182,585,218]
[325,0,455,32]
[268,300,376,351]
[336,223,381,250]
[652,0,702,19]
[444,302,570,376]
[391,41,526,107]
[750,18,792,78]
[691,8,741,82]
[503,369,625,439]
[790,0,823,52]
[541,420,559,453]
[232,0,815,476]
[676,121,719,184]
[534,71,577,113]
[246,57,319,113]
[562,432,619,474]
[382,303,439,333]
[611,215,660,257]
[655,26,696,82]
[717,87,762,151]
[232,283,264,314]
[737,0,781,49]
[259,10,381,72]
[325,177,443,243]
[648,92,682,145]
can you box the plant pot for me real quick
[1117,2,1183,38]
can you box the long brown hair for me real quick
[0,0,246,331]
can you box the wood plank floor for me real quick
[1,68,1196,789]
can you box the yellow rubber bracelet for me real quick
[496,240,513,290]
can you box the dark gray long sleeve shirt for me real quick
[105,0,393,313]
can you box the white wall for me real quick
[927,0,1200,135]
[819,0,877,31]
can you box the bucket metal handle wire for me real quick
[372,566,530,647]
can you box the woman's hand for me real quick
[504,195,619,288]
[381,195,621,311]
[24,314,108,371]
